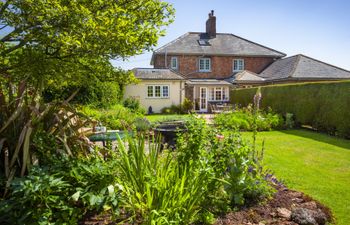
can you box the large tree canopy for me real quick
[0,0,174,87]
[0,0,174,185]
[0,0,174,58]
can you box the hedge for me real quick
[230,81,350,138]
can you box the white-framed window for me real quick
[233,59,244,72]
[147,85,170,98]
[215,87,222,100]
[199,58,211,72]
[208,87,229,101]
[170,57,178,70]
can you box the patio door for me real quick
[199,87,207,112]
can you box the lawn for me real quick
[242,130,350,225]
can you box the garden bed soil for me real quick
[214,182,332,225]
[80,182,332,225]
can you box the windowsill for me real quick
[199,70,212,73]
[233,70,244,73]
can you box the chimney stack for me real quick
[206,10,216,38]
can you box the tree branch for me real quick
[1,40,26,56]
[0,27,23,42]
[0,24,8,30]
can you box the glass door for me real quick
[199,87,207,112]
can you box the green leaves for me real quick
[0,154,122,224]
[71,190,81,201]
[1,0,174,104]
[1,0,174,58]
[115,134,210,224]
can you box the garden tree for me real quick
[0,0,174,87]
[0,0,174,191]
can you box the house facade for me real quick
[124,69,185,113]
[149,10,285,112]
[124,10,350,113]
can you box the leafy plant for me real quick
[0,83,92,195]
[284,113,295,129]
[214,107,283,131]
[230,81,350,138]
[134,117,152,132]
[79,104,140,130]
[176,116,273,211]
[0,154,121,224]
[160,98,194,114]
[123,97,145,114]
[115,134,210,224]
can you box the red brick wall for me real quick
[153,54,275,79]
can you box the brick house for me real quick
[125,10,350,113]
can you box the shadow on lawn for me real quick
[280,129,350,150]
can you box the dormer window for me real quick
[170,57,178,70]
[233,59,244,72]
[199,58,211,72]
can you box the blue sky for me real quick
[112,0,350,71]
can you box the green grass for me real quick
[145,114,190,123]
[242,130,350,225]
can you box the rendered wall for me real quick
[124,80,185,113]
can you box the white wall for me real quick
[124,80,185,113]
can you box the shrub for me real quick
[43,81,122,108]
[230,81,350,138]
[284,113,295,129]
[214,107,283,131]
[181,98,194,113]
[160,98,194,114]
[0,154,121,224]
[133,117,152,132]
[176,116,273,211]
[123,97,145,114]
[1,116,272,224]
[115,134,211,224]
[80,104,140,130]
[161,104,181,114]
[0,87,92,194]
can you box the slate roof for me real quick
[132,68,185,80]
[151,32,286,63]
[259,54,350,80]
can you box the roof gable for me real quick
[152,32,286,61]
[235,70,265,82]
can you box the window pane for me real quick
[233,59,244,71]
[171,57,177,69]
[199,58,210,71]
[147,86,153,97]
[209,88,215,100]
[215,87,222,101]
[155,86,161,97]
[162,86,169,97]
[199,59,204,70]
[223,87,228,100]
[205,59,210,70]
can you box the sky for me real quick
[112,0,350,71]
